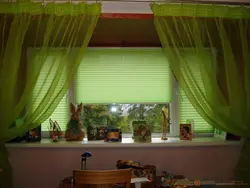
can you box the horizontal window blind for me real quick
[76,48,172,104]
[179,51,214,133]
[29,49,69,131]
[179,90,214,133]
[40,95,68,131]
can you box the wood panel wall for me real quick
[89,18,161,47]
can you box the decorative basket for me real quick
[48,119,64,142]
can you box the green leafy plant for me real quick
[127,104,166,132]
[81,105,111,129]
[80,104,168,133]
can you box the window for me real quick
[75,48,173,134]
[35,47,214,136]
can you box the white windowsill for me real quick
[5,137,242,148]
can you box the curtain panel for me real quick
[0,1,101,187]
[151,3,250,182]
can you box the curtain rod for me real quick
[14,0,250,6]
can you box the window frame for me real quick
[71,47,177,137]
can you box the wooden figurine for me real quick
[65,103,85,141]
[161,104,170,140]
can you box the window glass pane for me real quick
[81,104,170,133]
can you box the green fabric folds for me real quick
[151,3,250,182]
[0,1,101,187]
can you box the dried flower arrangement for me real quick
[48,118,63,142]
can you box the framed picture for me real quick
[214,128,241,140]
[180,124,192,140]
[133,121,151,143]
[87,126,107,141]
[214,128,226,139]
[104,128,122,142]
[26,124,42,142]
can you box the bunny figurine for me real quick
[65,103,85,141]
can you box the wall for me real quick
[37,0,250,14]
[89,18,160,46]
[99,0,250,14]
[3,3,245,188]
[7,144,241,188]
[23,18,161,47]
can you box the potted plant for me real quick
[82,105,111,140]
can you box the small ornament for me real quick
[26,125,41,142]
[48,119,63,142]
[81,151,92,170]
[133,120,151,143]
[87,126,107,141]
[161,104,170,140]
[65,103,85,141]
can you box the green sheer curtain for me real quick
[0,1,101,187]
[151,3,250,182]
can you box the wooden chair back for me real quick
[73,169,132,188]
